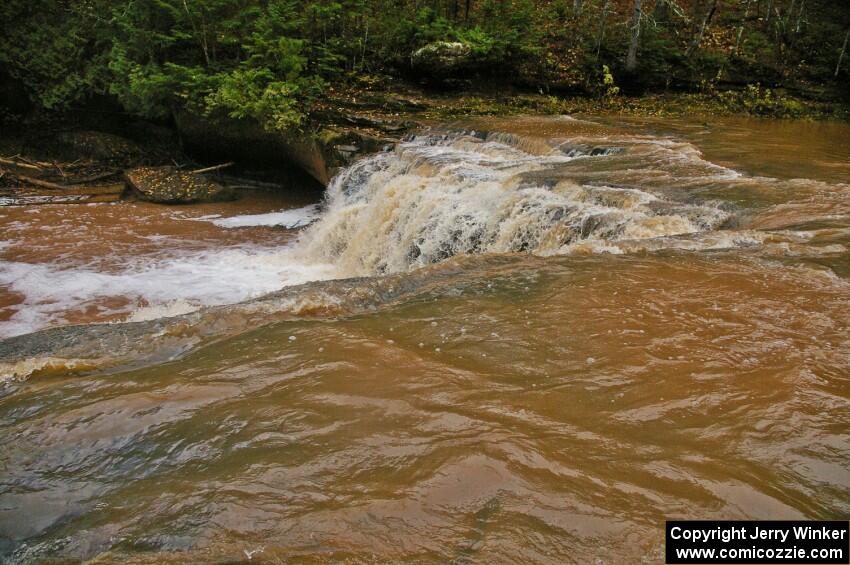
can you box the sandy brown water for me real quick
[0,116,848,563]
[0,190,323,335]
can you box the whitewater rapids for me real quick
[293,130,733,275]
[1,120,848,377]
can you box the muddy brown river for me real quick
[0,115,848,563]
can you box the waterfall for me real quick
[292,131,732,276]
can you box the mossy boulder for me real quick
[126,166,236,204]
[411,41,473,76]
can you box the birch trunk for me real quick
[687,0,718,57]
[625,0,642,72]
[735,0,753,53]
[794,0,805,33]
[837,26,850,78]
[596,0,611,57]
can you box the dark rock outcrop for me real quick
[55,130,146,166]
[175,108,414,186]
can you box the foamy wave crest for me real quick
[292,132,732,276]
[207,204,322,229]
[0,247,335,338]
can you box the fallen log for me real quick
[1,183,125,197]
[0,156,41,170]
[190,161,235,175]
[53,183,124,197]
[0,193,122,206]
[15,174,69,190]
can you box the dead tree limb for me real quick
[837,26,850,77]
[0,157,41,170]
[735,0,753,53]
[15,175,71,190]
[596,0,611,57]
[625,0,642,72]
[687,0,719,57]
[190,162,234,175]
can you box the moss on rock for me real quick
[126,166,236,204]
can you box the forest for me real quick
[2,0,850,131]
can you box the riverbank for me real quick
[329,77,850,121]
[2,84,848,196]
[421,89,850,121]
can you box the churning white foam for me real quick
[0,131,749,338]
[0,246,335,338]
[205,204,322,229]
[290,132,732,276]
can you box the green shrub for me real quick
[715,84,807,118]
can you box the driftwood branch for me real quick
[2,183,124,196]
[0,194,120,206]
[0,156,41,171]
[8,168,121,191]
[16,156,54,169]
[190,161,235,175]
[15,174,70,190]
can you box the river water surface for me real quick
[0,115,848,563]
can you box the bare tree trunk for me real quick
[794,0,805,33]
[653,0,669,24]
[776,0,797,57]
[361,18,369,69]
[837,26,850,78]
[784,0,796,31]
[465,0,471,21]
[764,0,773,25]
[687,0,718,57]
[735,0,753,53]
[182,0,210,66]
[596,0,611,57]
[574,0,583,14]
[625,0,642,72]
